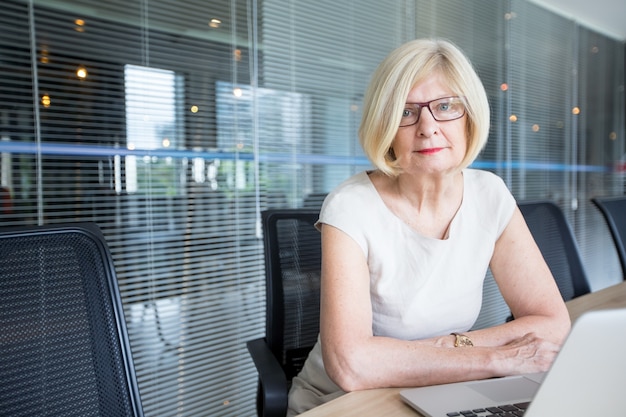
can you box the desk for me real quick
[566,280,626,322]
[297,281,626,417]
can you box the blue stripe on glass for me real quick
[0,141,612,172]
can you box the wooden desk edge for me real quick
[566,280,626,322]
[297,387,415,417]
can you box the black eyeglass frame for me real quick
[399,96,466,127]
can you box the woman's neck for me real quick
[370,169,465,239]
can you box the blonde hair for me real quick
[359,38,490,176]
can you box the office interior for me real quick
[0,0,624,416]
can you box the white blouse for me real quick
[318,169,516,339]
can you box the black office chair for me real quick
[0,222,144,417]
[302,193,328,210]
[591,196,626,280]
[247,209,321,417]
[518,201,591,302]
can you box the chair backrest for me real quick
[261,209,321,382]
[518,201,590,301]
[591,196,626,279]
[0,222,144,417]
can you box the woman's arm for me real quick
[319,210,570,392]
[473,207,572,346]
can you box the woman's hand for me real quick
[492,332,561,376]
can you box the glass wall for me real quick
[1,0,624,415]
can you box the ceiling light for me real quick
[76,66,88,79]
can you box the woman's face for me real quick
[391,73,467,177]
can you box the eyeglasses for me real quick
[399,96,466,127]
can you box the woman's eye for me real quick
[437,102,451,112]
[402,109,414,117]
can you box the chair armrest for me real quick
[246,338,288,417]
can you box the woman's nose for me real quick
[415,107,439,137]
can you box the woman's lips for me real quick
[417,147,444,155]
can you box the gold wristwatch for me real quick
[451,332,473,347]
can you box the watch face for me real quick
[454,334,473,347]
[458,337,472,346]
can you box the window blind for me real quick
[574,26,626,289]
[2,1,262,416]
[1,1,624,416]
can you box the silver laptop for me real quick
[400,308,626,416]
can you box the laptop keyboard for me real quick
[446,401,530,417]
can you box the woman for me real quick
[287,38,570,416]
